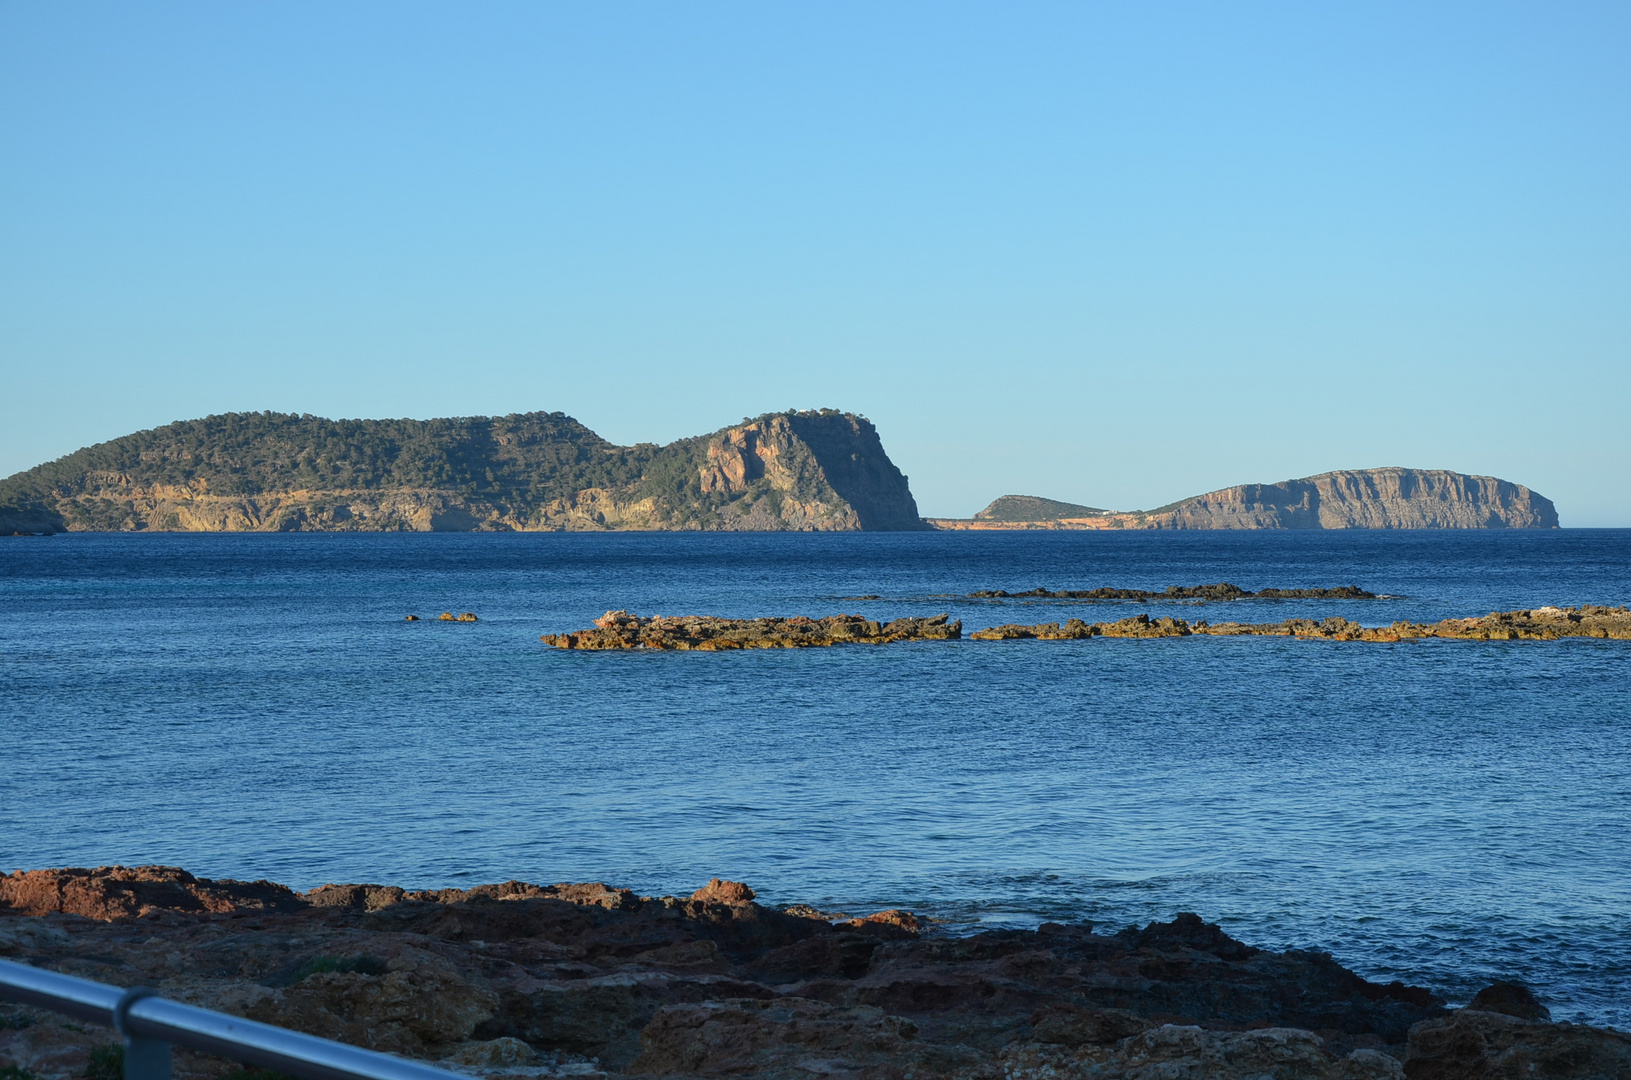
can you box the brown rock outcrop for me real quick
[972,605,1631,643]
[2,867,1620,1080]
[541,611,962,650]
[0,866,304,920]
[690,880,756,906]
[972,614,1193,640]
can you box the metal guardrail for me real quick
[0,959,469,1080]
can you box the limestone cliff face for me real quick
[1148,468,1558,529]
[0,409,928,533]
[931,468,1558,530]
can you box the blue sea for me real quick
[2,530,1628,1026]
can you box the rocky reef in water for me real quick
[3,866,1628,1080]
[965,583,1379,601]
[540,606,1630,649]
[541,611,961,650]
[0,409,928,533]
[970,604,1631,642]
[931,468,1559,530]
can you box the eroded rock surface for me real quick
[1,868,1619,1080]
[541,612,962,650]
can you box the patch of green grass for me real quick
[83,1043,122,1080]
[2,1065,41,1080]
[0,1011,33,1030]
[291,954,387,982]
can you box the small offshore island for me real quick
[3,865,1630,1080]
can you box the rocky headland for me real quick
[0,410,927,534]
[541,612,961,650]
[929,469,1559,530]
[3,866,1627,1080]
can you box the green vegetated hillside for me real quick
[0,409,928,533]
[974,494,1109,521]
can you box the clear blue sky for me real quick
[3,2,1627,522]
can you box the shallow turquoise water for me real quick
[2,530,1628,1024]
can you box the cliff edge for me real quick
[936,468,1558,530]
[0,409,928,533]
[1149,468,1558,529]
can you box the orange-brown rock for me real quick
[0,866,303,920]
[971,614,1193,640]
[689,880,756,905]
[541,611,962,650]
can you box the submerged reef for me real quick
[3,865,1628,1080]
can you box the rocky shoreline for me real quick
[540,606,1631,650]
[2,867,1627,1080]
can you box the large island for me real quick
[0,410,927,534]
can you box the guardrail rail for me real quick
[0,958,469,1080]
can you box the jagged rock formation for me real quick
[541,611,962,650]
[2,865,1624,1080]
[0,410,927,533]
[933,468,1559,530]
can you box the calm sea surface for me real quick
[2,530,1628,1024]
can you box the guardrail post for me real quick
[113,988,172,1080]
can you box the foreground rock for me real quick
[3,866,1622,1080]
[971,605,1631,642]
[542,611,962,650]
[1401,1008,1631,1078]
